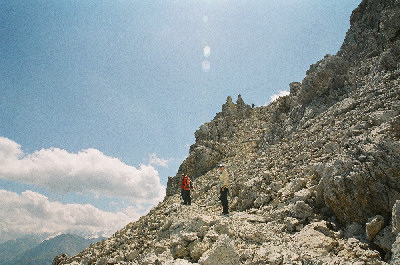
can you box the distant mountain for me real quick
[0,235,46,264]
[5,234,104,265]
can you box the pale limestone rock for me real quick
[198,235,240,265]
[254,245,283,265]
[294,222,338,253]
[181,232,198,243]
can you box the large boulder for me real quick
[198,235,240,265]
[320,132,400,224]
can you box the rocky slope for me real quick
[54,0,400,264]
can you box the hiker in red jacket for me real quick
[180,174,185,203]
[181,174,193,205]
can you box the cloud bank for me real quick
[148,153,173,167]
[267,90,290,104]
[0,189,137,242]
[0,137,166,204]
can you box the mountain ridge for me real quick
[0,235,46,264]
[2,234,103,265]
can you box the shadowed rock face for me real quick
[54,0,400,264]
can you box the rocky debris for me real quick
[166,95,255,196]
[52,254,69,265]
[54,0,400,264]
[53,197,390,264]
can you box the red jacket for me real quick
[181,176,186,189]
[182,176,191,191]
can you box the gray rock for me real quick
[374,225,395,253]
[344,222,364,238]
[392,200,400,235]
[290,201,313,220]
[392,234,400,265]
[126,250,139,261]
[366,215,385,241]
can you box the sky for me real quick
[0,0,362,242]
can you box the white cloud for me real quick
[0,137,165,204]
[148,153,173,168]
[0,189,138,242]
[267,90,290,105]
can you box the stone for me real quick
[285,217,301,232]
[181,232,198,243]
[126,250,139,261]
[366,215,385,241]
[52,254,69,265]
[198,235,240,265]
[344,222,364,238]
[188,240,211,261]
[294,222,339,253]
[374,225,395,253]
[168,259,196,265]
[255,245,284,265]
[392,234,400,264]
[392,200,400,235]
[95,257,108,265]
[171,244,189,259]
[289,200,313,219]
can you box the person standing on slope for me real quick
[218,164,229,216]
[180,174,186,204]
[182,174,193,205]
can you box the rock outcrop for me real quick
[166,94,253,196]
[54,0,400,264]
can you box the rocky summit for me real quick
[54,0,400,264]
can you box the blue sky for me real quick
[0,0,361,242]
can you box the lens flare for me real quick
[202,60,210,72]
[203,46,211,57]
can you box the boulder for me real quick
[366,215,385,241]
[198,235,240,265]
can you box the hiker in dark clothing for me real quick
[218,164,229,215]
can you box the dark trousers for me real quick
[183,190,191,205]
[220,188,229,214]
